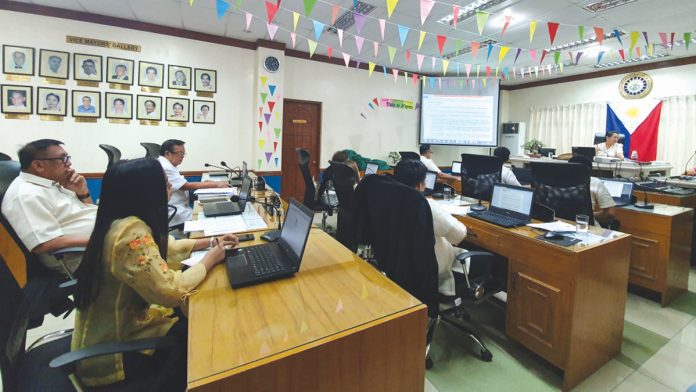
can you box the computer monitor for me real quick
[572,147,596,160]
[490,183,535,219]
[538,148,556,157]
[365,162,378,175]
[600,179,634,204]
[451,161,462,175]
[460,153,503,201]
[424,171,437,195]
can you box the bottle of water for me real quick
[631,150,638,160]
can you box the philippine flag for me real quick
[606,99,663,161]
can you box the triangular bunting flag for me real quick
[307,39,317,57]
[260,76,267,86]
[331,4,339,24]
[290,32,297,48]
[266,23,279,40]
[216,0,230,19]
[303,0,317,16]
[431,57,436,70]
[354,12,366,34]
[265,1,278,23]
[575,52,583,64]
[268,101,275,112]
[355,35,365,54]
[189,0,194,6]
[265,152,272,163]
[398,25,409,46]
[529,20,537,42]
[594,27,604,45]
[342,52,351,67]
[236,0,243,9]
[258,121,263,132]
[671,32,675,48]
[258,159,262,168]
[264,113,271,124]
[648,44,654,56]
[642,32,649,46]
[337,29,343,48]
[420,0,435,25]
[471,41,480,59]
[486,43,493,61]
[258,106,262,117]
[498,46,510,63]
[437,35,446,54]
[578,25,585,42]
[373,41,379,57]
[553,50,560,65]
[259,139,265,150]
[630,31,639,51]
[312,20,324,41]
[379,19,386,41]
[475,11,489,35]
[406,50,411,63]
[465,63,471,77]
[293,11,300,32]
[501,15,512,35]
[539,49,547,64]
[273,142,278,153]
[392,69,399,82]
[547,22,560,45]
[618,49,625,60]
[442,59,449,75]
[416,54,424,71]
[388,46,396,63]
[268,84,276,96]
[529,49,537,62]
[274,127,281,138]
[368,62,376,77]
[613,29,623,47]
[244,11,252,31]
[418,30,426,50]
[685,32,692,49]
[452,6,460,28]
[386,0,399,18]
[658,32,668,47]
[327,47,333,58]
[485,66,491,77]
[514,47,522,63]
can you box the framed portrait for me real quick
[39,49,69,80]
[106,57,134,85]
[138,61,164,88]
[167,65,191,91]
[74,53,103,82]
[3,45,35,76]
[136,95,162,121]
[194,69,217,93]
[104,92,133,119]
[72,90,101,118]
[1,84,33,114]
[192,100,215,124]
[36,87,68,116]
[165,97,189,122]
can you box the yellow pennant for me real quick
[258,139,265,150]
[418,30,426,51]
[529,20,537,43]
[293,12,300,32]
[386,0,399,18]
[189,0,194,6]
[482,78,487,88]
[498,46,510,63]
[648,43,654,56]
[368,62,376,77]
[442,59,449,75]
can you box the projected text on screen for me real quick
[421,95,495,146]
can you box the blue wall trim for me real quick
[87,175,203,203]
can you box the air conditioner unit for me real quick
[500,123,526,156]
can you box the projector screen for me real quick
[419,77,500,147]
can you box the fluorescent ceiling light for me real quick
[436,0,510,26]
[594,53,668,68]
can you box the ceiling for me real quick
[10,0,696,85]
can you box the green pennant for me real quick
[274,128,281,138]
[260,93,268,104]
[236,0,243,8]
[304,0,317,16]
[388,46,396,64]
[257,159,262,168]
[455,39,462,54]
[578,25,584,42]
[554,51,560,65]
[475,10,489,35]
[685,32,692,49]
[307,39,317,57]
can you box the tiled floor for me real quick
[11,261,696,392]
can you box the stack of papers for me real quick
[193,187,237,195]
[182,250,207,267]
[527,221,577,232]
[183,205,269,236]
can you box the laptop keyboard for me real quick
[468,210,527,227]
[249,246,284,276]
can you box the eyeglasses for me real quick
[35,155,71,164]
[170,151,186,157]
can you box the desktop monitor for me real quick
[460,153,503,201]
[572,147,596,160]
[451,161,462,175]
[538,148,556,157]
[365,162,379,175]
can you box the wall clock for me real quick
[619,72,652,99]
[263,56,280,73]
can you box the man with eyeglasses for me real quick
[157,139,228,227]
[1,139,96,275]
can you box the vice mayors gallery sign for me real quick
[66,36,141,52]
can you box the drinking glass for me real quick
[443,188,452,201]
[575,214,590,235]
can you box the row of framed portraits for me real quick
[0,85,215,123]
[2,45,217,92]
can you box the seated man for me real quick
[493,146,522,186]
[1,139,96,275]
[393,159,469,296]
[568,155,616,227]
[419,144,459,182]
[157,139,228,227]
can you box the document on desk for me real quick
[434,201,471,216]
[183,206,269,235]
[527,221,577,232]
[182,250,207,267]
[193,187,237,195]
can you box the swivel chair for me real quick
[296,148,334,231]
[328,161,357,251]
[0,152,11,161]
[460,153,503,209]
[399,151,421,161]
[140,142,161,158]
[353,175,500,368]
[530,161,595,226]
[98,144,121,170]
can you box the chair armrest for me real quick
[58,279,77,290]
[49,336,176,371]
[456,251,496,262]
[50,247,86,260]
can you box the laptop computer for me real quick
[225,199,314,288]
[203,176,252,217]
[365,162,379,175]
[424,170,437,196]
[230,161,248,187]
[572,146,596,160]
[600,179,634,206]
[467,184,535,227]
[451,161,462,175]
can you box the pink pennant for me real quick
[501,15,512,35]
[327,47,333,58]
[355,35,365,54]
[342,52,351,68]
[465,63,471,77]
[290,32,297,48]
[485,66,491,77]
[659,32,668,47]
[416,53,424,71]
[420,0,435,25]
[354,12,366,34]
[471,79,476,89]
[337,29,344,48]
[373,41,379,57]
[331,4,339,24]
[405,50,411,63]
[379,19,386,41]
[245,11,253,31]
[266,23,279,40]
[452,6,460,29]
[392,68,399,82]
[412,73,418,85]
[529,49,537,62]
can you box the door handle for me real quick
[312,161,316,164]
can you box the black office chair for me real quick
[98,144,121,170]
[0,152,11,161]
[399,151,421,161]
[140,142,161,158]
[511,166,533,186]
[530,161,595,226]
[460,153,503,202]
[594,132,625,145]
[353,175,499,367]
[296,148,334,231]
[328,161,357,251]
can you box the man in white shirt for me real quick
[1,139,97,275]
[569,155,616,227]
[394,159,469,296]
[157,139,228,227]
[418,144,459,182]
[493,147,522,186]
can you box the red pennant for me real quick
[594,27,604,46]
[618,49,625,60]
[539,49,547,64]
[258,107,262,117]
[258,121,263,132]
[670,32,675,48]
[485,66,491,77]
[327,47,333,58]
[501,15,512,36]
[547,22,560,45]
[265,1,278,23]
[437,34,447,55]
[372,98,379,106]
[273,142,278,152]
[268,101,275,112]
[406,50,411,63]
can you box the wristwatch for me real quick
[77,192,91,200]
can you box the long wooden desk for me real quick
[642,190,696,267]
[613,204,693,306]
[509,156,673,178]
[453,212,631,391]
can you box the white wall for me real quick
[0,10,255,173]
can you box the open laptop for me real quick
[424,170,437,196]
[230,161,248,187]
[467,184,535,227]
[451,161,462,175]
[225,199,314,288]
[203,176,252,217]
[600,179,634,206]
[365,162,379,175]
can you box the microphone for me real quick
[204,163,229,172]
[531,201,556,222]
[230,194,255,203]
[625,178,655,210]
[220,161,241,176]
[684,150,696,175]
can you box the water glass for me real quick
[575,214,590,234]
[443,188,452,201]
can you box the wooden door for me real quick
[281,100,322,201]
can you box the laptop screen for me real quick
[490,184,534,216]
[237,176,252,210]
[365,162,378,175]
[279,201,314,263]
[601,179,633,200]
[425,171,437,191]
[242,161,248,177]
[451,161,462,175]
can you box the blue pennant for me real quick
[397,25,409,47]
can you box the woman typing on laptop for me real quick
[72,158,239,390]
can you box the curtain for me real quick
[528,103,606,154]
[656,95,696,174]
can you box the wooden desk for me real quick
[454,213,631,391]
[509,156,673,178]
[187,230,427,391]
[613,204,693,306]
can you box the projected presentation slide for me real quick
[420,77,500,147]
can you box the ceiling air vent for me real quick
[327,2,375,34]
[584,0,638,13]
